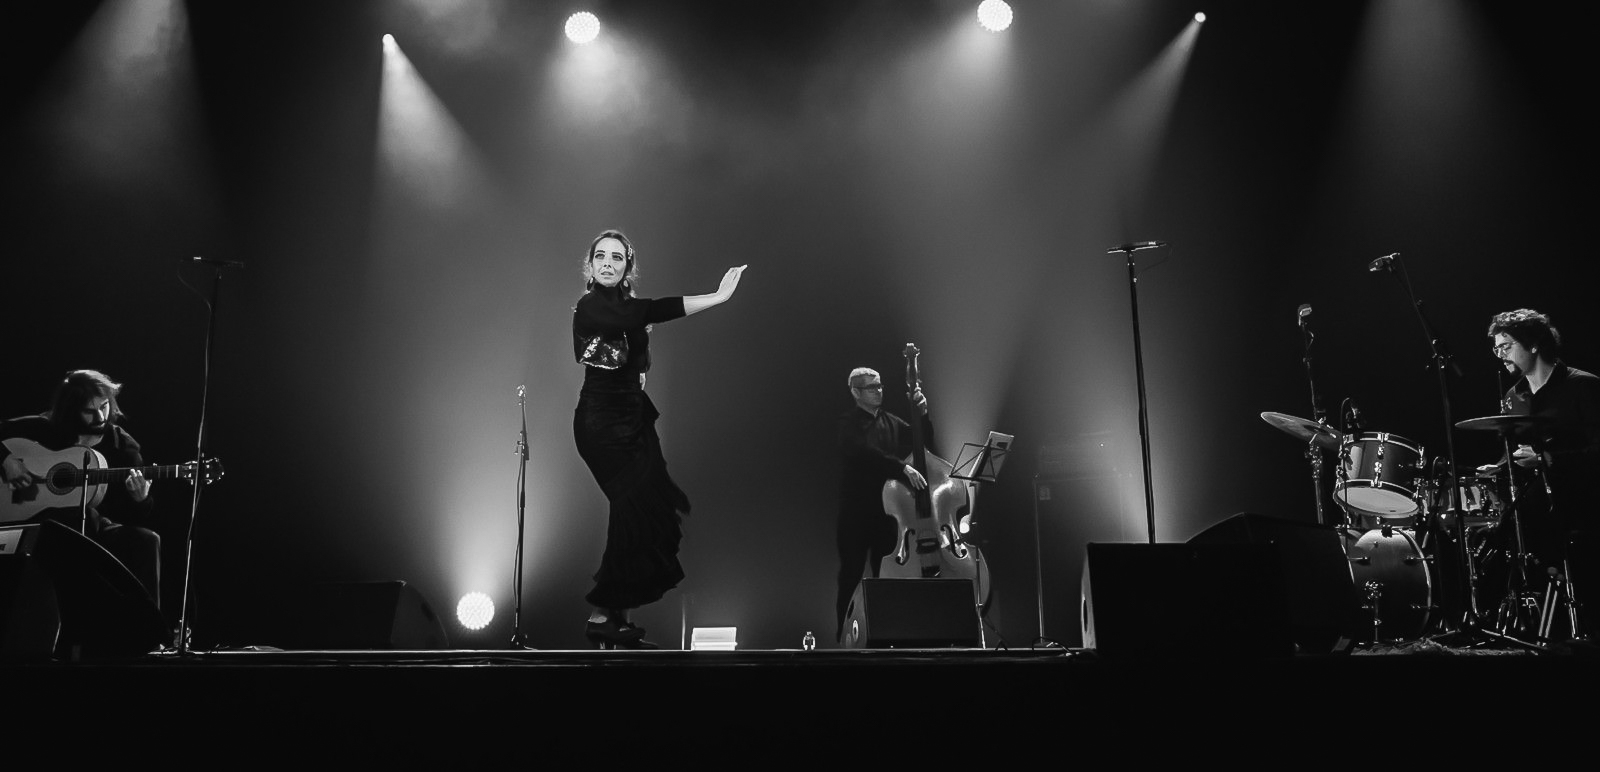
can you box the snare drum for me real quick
[1431,476,1504,529]
[1334,432,1426,519]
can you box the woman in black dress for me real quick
[572,228,746,649]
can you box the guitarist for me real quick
[1,369,161,614]
[833,366,935,644]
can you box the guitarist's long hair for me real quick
[48,369,125,426]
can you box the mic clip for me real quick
[1106,241,1167,254]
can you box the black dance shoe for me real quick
[612,622,658,650]
[585,619,647,649]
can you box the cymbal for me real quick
[1455,414,1557,439]
[1260,412,1342,450]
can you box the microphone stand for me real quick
[509,385,533,649]
[173,261,229,656]
[79,449,93,535]
[1108,241,1164,544]
[1377,255,1536,651]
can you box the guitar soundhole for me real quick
[45,463,77,495]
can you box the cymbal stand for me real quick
[1558,553,1586,640]
[1488,420,1540,639]
[1331,421,1362,544]
[1373,254,1537,651]
[1297,304,1337,529]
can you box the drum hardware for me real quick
[1364,253,1498,645]
[1260,411,1344,528]
[1360,580,1386,642]
[1561,556,1588,641]
[1347,526,1434,642]
[1529,561,1586,643]
[1536,568,1562,641]
[1333,431,1426,520]
[1454,413,1564,645]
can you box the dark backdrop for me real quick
[2,0,1589,650]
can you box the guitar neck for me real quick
[80,464,187,485]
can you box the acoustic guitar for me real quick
[1,437,224,524]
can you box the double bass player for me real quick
[833,366,934,644]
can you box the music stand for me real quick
[949,432,1014,483]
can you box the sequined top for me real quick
[572,284,686,391]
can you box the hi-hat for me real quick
[1455,414,1557,440]
[1261,411,1342,450]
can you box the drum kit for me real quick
[1260,410,1565,646]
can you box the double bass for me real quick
[878,343,991,610]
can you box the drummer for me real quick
[1480,308,1600,638]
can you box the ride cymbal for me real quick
[1455,414,1558,440]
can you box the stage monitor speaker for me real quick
[1,521,167,660]
[843,578,980,649]
[1187,512,1361,654]
[1080,542,1295,659]
[263,580,449,650]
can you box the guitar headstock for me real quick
[180,458,226,486]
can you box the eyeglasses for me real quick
[1492,341,1516,356]
[854,384,884,391]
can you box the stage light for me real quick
[691,627,738,651]
[565,11,600,44]
[382,33,395,49]
[976,0,1013,32]
[1195,12,1207,24]
[456,591,494,630]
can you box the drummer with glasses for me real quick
[1477,308,1600,639]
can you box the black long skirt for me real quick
[573,388,690,610]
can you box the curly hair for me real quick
[582,228,639,296]
[1488,308,1561,358]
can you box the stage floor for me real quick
[10,637,1598,757]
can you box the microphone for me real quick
[1106,241,1167,253]
[1342,400,1364,434]
[1367,253,1398,272]
[191,256,245,269]
[1297,303,1312,327]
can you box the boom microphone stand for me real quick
[1368,253,1536,651]
[1108,240,1166,544]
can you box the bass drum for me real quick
[1347,528,1433,642]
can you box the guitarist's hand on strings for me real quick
[126,468,150,502]
[911,387,928,417]
[2,456,35,490]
